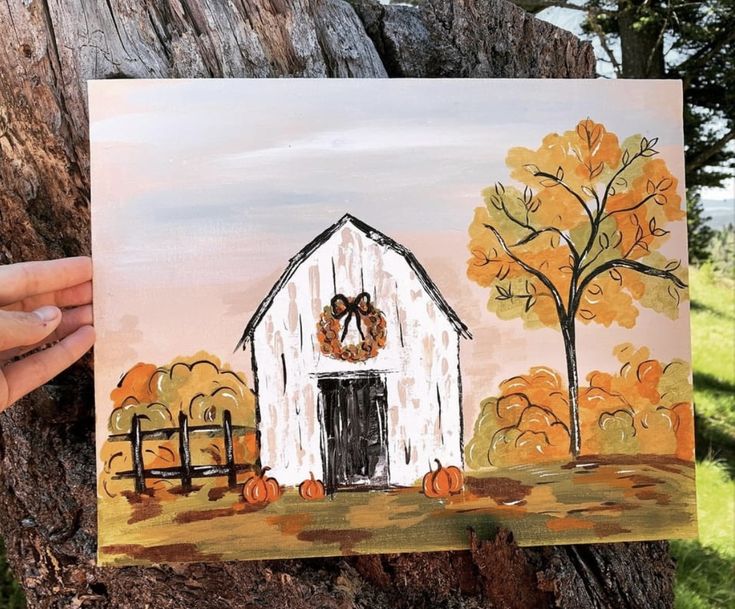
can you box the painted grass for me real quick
[98,456,696,566]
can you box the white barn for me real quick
[238,214,471,491]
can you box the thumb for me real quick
[0,306,62,352]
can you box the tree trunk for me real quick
[561,316,581,458]
[0,1,676,607]
[618,0,666,78]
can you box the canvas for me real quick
[90,79,697,566]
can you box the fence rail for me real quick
[109,409,256,492]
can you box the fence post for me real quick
[179,412,192,491]
[223,410,236,488]
[131,414,145,493]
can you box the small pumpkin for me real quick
[298,472,326,501]
[422,459,464,498]
[445,463,464,494]
[242,466,281,505]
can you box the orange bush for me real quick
[465,344,693,469]
[464,367,571,468]
[98,351,258,499]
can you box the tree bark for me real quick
[0,1,675,607]
[618,0,666,79]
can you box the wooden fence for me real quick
[109,410,256,492]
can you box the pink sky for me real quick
[90,79,691,465]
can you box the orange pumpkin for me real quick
[445,464,464,493]
[422,459,464,498]
[298,472,326,500]
[242,466,281,505]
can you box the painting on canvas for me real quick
[90,79,696,566]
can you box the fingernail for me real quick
[34,306,60,323]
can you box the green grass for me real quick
[693,460,735,558]
[672,266,735,609]
[0,539,24,609]
[689,266,735,448]
[673,460,735,609]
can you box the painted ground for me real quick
[98,454,696,566]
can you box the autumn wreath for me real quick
[317,292,387,363]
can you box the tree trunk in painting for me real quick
[561,316,582,458]
[0,1,676,608]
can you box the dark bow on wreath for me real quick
[330,292,371,342]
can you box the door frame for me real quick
[315,370,390,493]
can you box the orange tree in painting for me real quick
[467,119,687,458]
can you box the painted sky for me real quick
[90,79,691,462]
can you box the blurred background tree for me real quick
[708,222,734,278]
[687,194,714,264]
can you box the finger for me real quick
[0,257,92,307]
[0,306,63,351]
[0,305,93,360]
[2,325,95,409]
[2,281,93,312]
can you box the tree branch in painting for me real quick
[467,119,688,457]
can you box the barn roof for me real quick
[237,214,472,349]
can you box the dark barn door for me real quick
[319,375,388,493]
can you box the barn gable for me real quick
[237,214,471,350]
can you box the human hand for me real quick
[0,257,95,413]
